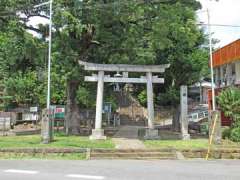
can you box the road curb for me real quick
[0,148,240,160]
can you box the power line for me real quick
[196,9,240,28]
[197,23,240,28]
[196,10,208,14]
[76,0,174,8]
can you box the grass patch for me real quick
[144,139,240,150]
[216,139,240,147]
[144,139,209,149]
[0,134,114,149]
[0,152,86,160]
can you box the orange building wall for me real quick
[213,39,240,67]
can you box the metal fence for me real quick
[188,111,209,122]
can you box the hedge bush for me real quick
[230,128,240,142]
[222,128,231,139]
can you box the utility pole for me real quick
[34,0,53,144]
[207,9,216,111]
[47,0,53,110]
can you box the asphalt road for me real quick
[0,160,239,180]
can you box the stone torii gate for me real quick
[79,61,170,140]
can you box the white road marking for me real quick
[4,169,39,174]
[66,174,105,180]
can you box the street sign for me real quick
[103,102,112,113]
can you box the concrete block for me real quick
[41,109,53,144]
[181,133,190,140]
[209,111,222,145]
[138,128,160,140]
[89,129,106,140]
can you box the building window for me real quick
[232,63,236,75]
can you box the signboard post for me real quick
[103,102,112,126]
[180,86,190,140]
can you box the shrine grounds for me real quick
[0,133,240,160]
[0,135,211,150]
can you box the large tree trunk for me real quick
[172,105,180,132]
[65,80,81,135]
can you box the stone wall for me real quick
[181,148,240,159]
[0,112,17,131]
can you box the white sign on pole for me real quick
[30,107,38,112]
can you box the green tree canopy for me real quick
[0,0,209,133]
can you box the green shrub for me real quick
[157,87,180,106]
[138,90,147,106]
[222,128,231,139]
[233,120,240,128]
[217,87,240,126]
[76,86,95,108]
[4,71,46,106]
[230,127,240,142]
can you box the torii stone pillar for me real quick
[90,71,106,140]
[146,72,154,129]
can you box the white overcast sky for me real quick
[29,0,240,48]
[197,0,240,47]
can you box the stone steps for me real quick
[90,149,177,160]
[115,91,147,126]
[91,148,173,153]
[119,115,146,126]
[91,156,176,160]
[120,121,145,126]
